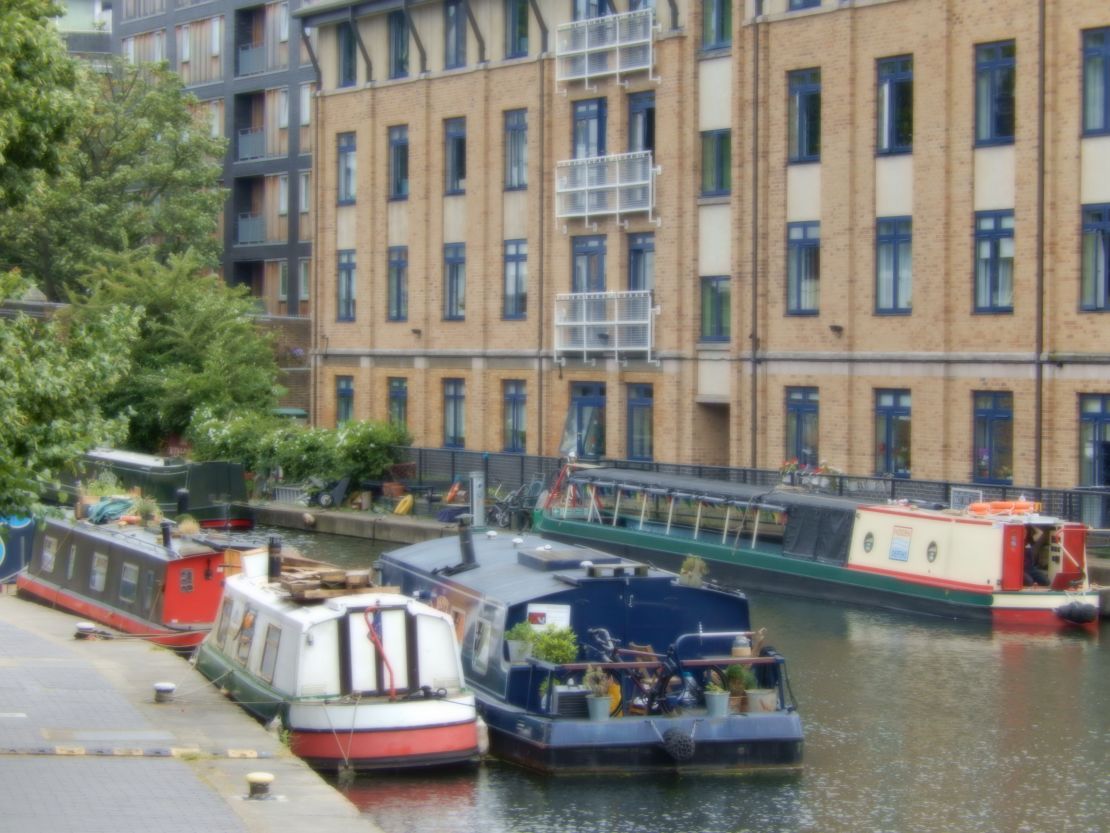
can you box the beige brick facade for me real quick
[300,0,1110,489]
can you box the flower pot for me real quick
[586,694,611,721]
[744,689,778,713]
[704,690,730,718]
[506,639,531,663]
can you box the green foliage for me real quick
[270,425,342,483]
[0,57,225,300]
[336,420,413,484]
[131,495,160,521]
[0,271,138,517]
[84,470,123,498]
[0,0,79,210]
[583,664,610,698]
[531,627,579,665]
[726,664,759,692]
[188,409,284,473]
[504,621,536,644]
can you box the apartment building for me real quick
[297,0,1110,493]
[114,0,316,318]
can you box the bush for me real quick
[531,626,579,665]
[336,420,411,484]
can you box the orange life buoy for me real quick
[445,482,461,504]
[967,502,991,516]
[989,501,1014,513]
[1011,500,1035,513]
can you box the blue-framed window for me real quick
[877,55,913,154]
[1085,28,1110,135]
[572,236,606,291]
[787,221,820,314]
[628,91,655,152]
[444,243,466,320]
[702,0,730,50]
[788,68,821,162]
[627,384,654,462]
[503,239,527,319]
[388,246,407,321]
[388,378,408,428]
[573,0,603,21]
[975,40,1015,145]
[503,380,526,453]
[337,250,355,321]
[876,217,912,314]
[973,391,1012,484]
[445,117,466,194]
[504,109,527,190]
[337,132,356,204]
[573,98,606,159]
[628,232,654,292]
[699,276,730,341]
[974,210,1014,313]
[443,378,465,448]
[506,0,529,58]
[389,125,408,200]
[875,389,911,477]
[789,0,820,9]
[785,387,819,468]
[1080,394,1110,487]
[337,22,356,87]
[445,0,466,69]
[336,376,354,424]
[388,11,408,78]
[700,129,731,196]
[1082,204,1110,311]
[568,382,606,459]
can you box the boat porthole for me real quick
[927,542,938,563]
[863,532,874,553]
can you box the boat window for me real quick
[141,570,156,612]
[66,548,77,581]
[260,624,281,683]
[41,536,58,573]
[472,615,493,674]
[119,563,139,604]
[179,568,194,593]
[215,598,234,646]
[236,608,257,664]
[90,552,108,593]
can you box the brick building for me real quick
[296,0,1110,491]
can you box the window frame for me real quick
[874,389,912,478]
[972,391,1013,484]
[388,378,408,428]
[443,378,466,449]
[505,0,529,59]
[785,386,820,468]
[572,98,607,160]
[628,91,656,153]
[974,40,1016,146]
[336,376,354,424]
[337,249,356,321]
[502,380,527,453]
[444,242,466,320]
[877,55,913,155]
[389,125,409,200]
[1079,393,1110,487]
[789,0,820,9]
[788,68,822,163]
[504,109,528,190]
[337,132,356,205]
[973,210,1015,314]
[444,0,467,70]
[1084,28,1110,136]
[388,245,408,322]
[1082,204,1110,311]
[388,10,408,79]
[298,170,310,213]
[337,21,357,88]
[626,383,654,462]
[699,275,730,342]
[572,235,606,292]
[503,239,528,320]
[628,232,655,292]
[875,216,912,314]
[701,0,731,51]
[277,173,288,216]
[700,129,731,196]
[787,221,821,315]
[445,117,467,194]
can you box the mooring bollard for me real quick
[153,682,176,703]
[246,771,275,799]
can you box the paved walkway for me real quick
[0,591,382,833]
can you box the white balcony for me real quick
[555,151,656,223]
[554,290,659,364]
[556,9,656,87]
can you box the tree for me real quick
[0,57,226,300]
[0,272,138,518]
[72,249,282,451]
[0,0,79,210]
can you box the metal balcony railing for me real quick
[556,8,655,86]
[553,290,658,364]
[237,42,266,76]
[236,213,265,245]
[237,127,266,161]
[555,151,656,223]
[120,0,165,21]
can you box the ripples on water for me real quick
[263,527,1110,833]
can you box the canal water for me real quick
[261,526,1110,833]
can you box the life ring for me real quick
[444,482,461,504]
[1011,500,1036,514]
[394,494,414,515]
[967,502,991,516]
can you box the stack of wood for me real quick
[278,567,399,601]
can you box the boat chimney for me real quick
[160,520,173,549]
[268,535,282,581]
[459,516,478,568]
[175,488,190,515]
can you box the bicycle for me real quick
[586,627,688,715]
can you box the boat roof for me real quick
[45,516,246,561]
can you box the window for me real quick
[572,235,606,291]
[141,570,156,612]
[179,568,194,593]
[702,0,731,50]
[1083,205,1110,310]
[211,16,221,56]
[789,68,821,162]
[700,129,731,195]
[787,221,820,314]
[300,83,312,126]
[506,0,529,58]
[568,382,606,459]
[444,379,465,448]
[209,100,220,139]
[445,0,466,69]
[389,378,408,427]
[388,246,408,321]
[216,599,233,646]
[1084,29,1110,135]
[389,11,408,79]
[504,109,527,190]
[180,24,191,63]
[1080,394,1110,487]
[235,606,255,663]
[278,88,289,128]
[627,384,654,461]
[279,260,289,301]
[973,391,1013,483]
[444,243,466,319]
[298,258,310,300]
[119,563,139,604]
[503,380,526,452]
[42,537,57,573]
[90,552,108,593]
[278,3,289,42]
[785,387,819,468]
[337,21,356,88]
[572,98,606,159]
[260,625,281,683]
[298,171,310,213]
[877,56,913,154]
[503,239,527,319]
[975,41,1015,145]
[876,217,912,313]
[789,0,820,8]
[389,125,409,199]
[974,210,1014,313]
[628,92,655,153]
[445,117,466,193]
[337,250,355,320]
[278,174,288,215]
[700,276,730,341]
[875,390,911,477]
[337,132,356,204]
[628,233,654,292]
[336,376,354,424]
[574,0,603,20]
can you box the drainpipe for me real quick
[537,44,547,455]
[303,19,322,426]
[748,12,761,468]
[402,0,427,74]
[1034,0,1046,487]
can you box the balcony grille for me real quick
[554,290,658,364]
[237,127,266,161]
[237,42,267,76]
[236,213,265,245]
[555,151,656,222]
[556,9,655,86]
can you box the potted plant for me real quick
[678,555,708,587]
[703,680,730,718]
[582,664,612,721]
[504,620,535,663]
[131,495,161,524]
[530,626,579,665]
[726,663,758,711]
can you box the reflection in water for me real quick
[269,527,1109,833]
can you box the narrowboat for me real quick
[378,524,804,774]
[16,516,266,650]
[194,555,482,773]
[533,466,1104,630]
[0,516,35,582]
